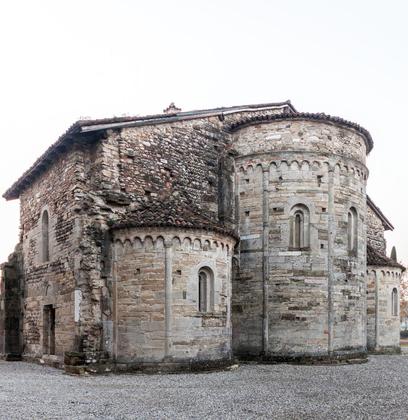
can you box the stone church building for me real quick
[0,101,404,372]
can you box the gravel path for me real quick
[0,355,407,419]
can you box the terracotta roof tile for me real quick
[110,198,238,240]
[367,245,405,271]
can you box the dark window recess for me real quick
[176,270,182,275]
[320,244,324,249]
[245,211,250,217]
[41,210,49,263]
[245,178,250,184]
[322,207,327,213]
[144,190,151,196]
[198,272,207,312]
[317,175,323,187]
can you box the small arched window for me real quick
[198,267,214,313]
[392,288,398,316]
[290,204,310,249]
[294,211,304,249]
[347,207,358,255]
[41,210,50,263]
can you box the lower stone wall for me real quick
[112,227,235,367]
[367,266,402,353]
[22,263,77,360]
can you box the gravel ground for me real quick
[0,355,407,419]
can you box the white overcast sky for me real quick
[0,0,407,264]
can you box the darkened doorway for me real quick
[43,305,55,355]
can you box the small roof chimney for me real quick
[163,102,181,114]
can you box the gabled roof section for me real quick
[79,101,296,133]
[367,195,394,231]
[3,101,295,200]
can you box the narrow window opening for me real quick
[41,210,50,263]
[245,210,250,217]
[347,207,358,255]
[198,272,207,312]
[198,267,214,313]
[294,213,303,248]
[392,288,398,316]
[43,305,55,355]
[322,207,327,213]
[317,175,323,187]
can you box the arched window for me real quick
[347,207,358,255]
[41,210,50,263]
[290,204,310,249]
[294,211,304,249]
[392,288,398,316]
[198,267,214,313]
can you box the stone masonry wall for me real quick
[85,107,292,230]
[112,227,235,367]
[366,206,386,254]
[232,120,368,359]
[6,103,378,367]
[61,106,290,362]
[18,144,86,361]
[9,104,292,366]
[366,267,401,352]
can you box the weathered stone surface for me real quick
[232,121,368,360]
[0,101,403,370]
